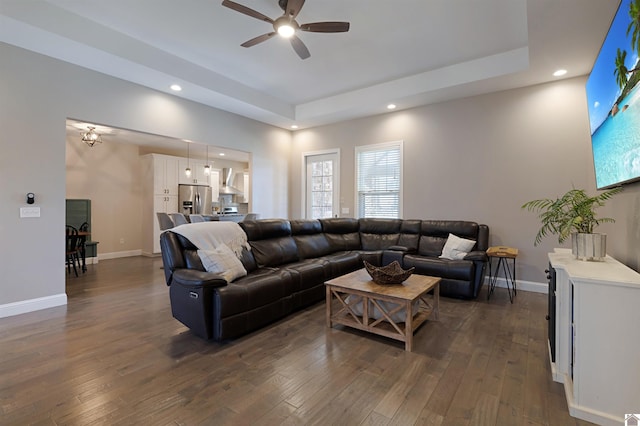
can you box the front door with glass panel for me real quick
[305,152,339,219]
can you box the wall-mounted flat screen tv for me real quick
[586,0,640,189]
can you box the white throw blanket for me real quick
[171,222,250,257]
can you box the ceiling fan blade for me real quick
[241,32,276,47]
[221,0,273,24]
[299,22,350,33]
[290,35,310,60]
[285,0,305,18]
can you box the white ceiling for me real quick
[1,0,619,130]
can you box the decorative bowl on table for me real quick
[363,260,415,285]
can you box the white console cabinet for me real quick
[548,250,640,425]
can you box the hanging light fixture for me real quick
[204,145,211,176]
[81,126,102,147]
[185,142,192,177]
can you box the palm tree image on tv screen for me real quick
[586,0,640,189]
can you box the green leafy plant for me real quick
[521,187,622,246]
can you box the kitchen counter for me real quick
[218,214,244,223]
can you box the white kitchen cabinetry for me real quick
[548,250,640,426]
[178,158,209,185]
[141,154,181,255]
[240,172,250,203]
[153,155,179,196]
[210,169,220,201]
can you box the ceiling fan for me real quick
[221,0,350,60]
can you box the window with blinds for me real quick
[355,141,402,218]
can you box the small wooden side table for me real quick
[486,246,518,303]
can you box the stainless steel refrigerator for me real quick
[178,184,212,216]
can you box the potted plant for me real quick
[521,187,622,260]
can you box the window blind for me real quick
[356,141,402,218]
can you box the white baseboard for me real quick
[141,251,161,257]
[484,277,548,294]
[98,249,142,260]
[0,293,67,318]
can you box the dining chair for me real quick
[169,213,189,226]
[65,225,81,277]
[243,213,259,221]
[189,214,205,223]
[156,212,175,230]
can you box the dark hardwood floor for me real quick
[0,257,594,425]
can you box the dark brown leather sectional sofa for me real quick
[160,218,489,340]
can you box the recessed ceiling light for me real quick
[219,153,225,156]
[291,125,299,129]
[170,84,182,91]
[387,104,397,110]
[553,69,567,77]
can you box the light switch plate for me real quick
[20,206,40,218]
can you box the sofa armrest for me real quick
[171,269,228,288]
[464,250,488,262]
[382,247,411,266]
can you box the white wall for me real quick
[0,42,291,315]
[290,78,640,283]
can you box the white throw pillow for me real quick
[198,245,247,283]
[439,233,476,260]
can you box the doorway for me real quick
[304,150,340,219]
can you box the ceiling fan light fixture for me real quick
[275,18,296,38]
[222,0,350,60]
[278,24,295,37]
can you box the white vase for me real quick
[572,232,606,261]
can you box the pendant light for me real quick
[204,145,211,176]
[185,142,192,177]
[81,126,102,147]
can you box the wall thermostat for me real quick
[26,192,35,204]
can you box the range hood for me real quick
[220,168,243,195]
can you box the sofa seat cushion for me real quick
[283,259,329,291]
[216,268,294,317]
[403,255,474,281]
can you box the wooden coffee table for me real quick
[325,268,440,351]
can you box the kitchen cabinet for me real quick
[238,171,250,203]
[210,169,220,201]
[152,154,179,196]
[548,250,640,426]
[179,158,209,185]
[141,154,181,255]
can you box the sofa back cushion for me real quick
[320,218,361,251]
[418,220,480,257]
[290,219,332,259]
[240,219,299,267]
[397,219,421,251]
[359,218,401,250]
